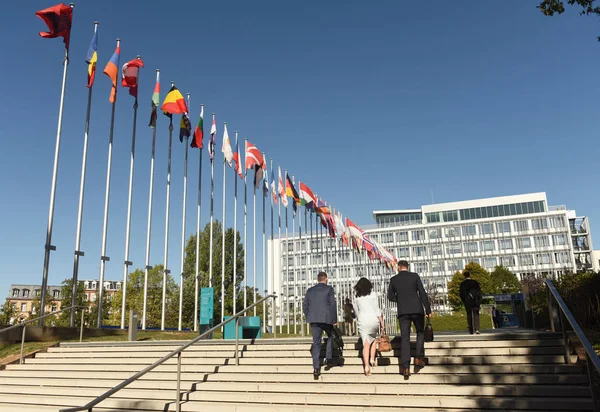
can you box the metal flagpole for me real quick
[121,55,142,329]
[253,168,257,316]
[97,38,121,328]
[161,81,175,331]
[209,114,216,288]
[178,94,191,331]
[277,178,282,334]
[262,153,267,333]
[243,139,248,309]
[233,131,239,317]
[291,175,297,335]
[142,69,160,330]
[40,3,74,325]
[296,179,302,336]
[284,197,289,330]
[70,20,96,327]
[193,105,204,332]
[220,123,228,324]
[269,159,275,335]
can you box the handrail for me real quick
[546,280,599,410]
[60,294,276,412]
[0,305,87,365]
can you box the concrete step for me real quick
[0,386,593,410]
[38,346,570,358]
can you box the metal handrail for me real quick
[0,305,87,364]
[546,280,599,410]
[60,295,276,412]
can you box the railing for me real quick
[546,280,599,410]
[60,295,277,412]
[0,305,87,364]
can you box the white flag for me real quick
[221,123,233,167]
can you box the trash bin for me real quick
[223,316,261,340]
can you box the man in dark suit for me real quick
[460,271,481,334]
[303,271,338,379]
[387,260,431,378]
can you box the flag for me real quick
[208,114,216,162]
[233,140,243,178]
[161,85,188,117]
[85,30,98,88]
[315,198,330,216]
[346,218,364,252]
[286,174,299,214]
[263,162,269,197]
[191,106,203,148]
[103,44,121,103]
[278,167,287,207]
[121,58,144,98]
[221,124,233,166]
[245,141,265,189]
[270,169,278,204]
[179,113,191,142]
[299,182,316,209]
[149,72,160,128]
[35,3,72,50]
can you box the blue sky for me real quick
[2,1,600,299]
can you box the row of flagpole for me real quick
[35,3,399,332]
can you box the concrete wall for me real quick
[0,326,126,346]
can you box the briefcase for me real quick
[377,333,392,352]
[424,318,434,342]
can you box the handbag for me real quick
[424,318,434,342]
[377,332,392,352]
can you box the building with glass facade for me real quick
[268,192,594,324]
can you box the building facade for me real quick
[269,193,594,324]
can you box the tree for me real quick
[31,292,56,326]
[54,279,88,327]
[490,266,521,295]
[447,262,493,310]
[538,1,600,40]
[89,287,110,328]
[0,301,17,327]
[109,264,179,329]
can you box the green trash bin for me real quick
[223,316,261,340]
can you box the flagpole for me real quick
[243,139,248,310]
[296,177,302,336]
[284,194,289,330]
[178,94,191,331]
[291,174,297,335]
[233,131,239,317]
[193,104,204,333]
[70,19,95,328]
[220,123,227,324]
[161,81,175,331]
[262,152,267,333]
[277,179,282,334]
[209,114,215,290]
[143,69,160,331]
[97,38,120,328]
[120,55,142,329]
[39,3,74,325]
[269,159,275,335]
[253,169,257,316]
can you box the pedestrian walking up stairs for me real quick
[0,330,594,412]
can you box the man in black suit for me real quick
[303,271,338,379]
[387,260,431,378]
[460,271,481,334]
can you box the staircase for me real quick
[0,330,594,411]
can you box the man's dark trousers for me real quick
[399,314,425,369]
[466,305,480,333]
[311,323,333,369]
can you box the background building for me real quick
[269,192,594,325]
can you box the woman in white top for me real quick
[353,277,384,376]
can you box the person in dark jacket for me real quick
[459,271,481,334]
[387,260,431,378]
[303,271,338,379]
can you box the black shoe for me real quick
[313,368,321,380]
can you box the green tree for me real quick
[109,265,179,329]
[54,279,88,327]
[0,301,17,327]
[490,266,522,295]
[89,287,110,328]
[31,292,56,326]
[447,262,493,310]
[538,1,600,39]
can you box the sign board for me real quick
[199,287,214,325]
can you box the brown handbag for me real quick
[377,333,392,352]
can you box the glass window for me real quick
[51,305,57,312]
[516,203,523,215]
[431,245,443,256]
[432,261,444,272]
[462,225,477,236]
[481,240,495,251]
[446,243,462,255]
[555,251,570,264]
[429,228,441,239]
[496,222,511,233]
[480,223,494,235]
[35,289,41,297]
[412,246,427,257]
[53,290,60,298]
[468,258,480,265]
[445,226,461,237]
[536,253,551,264]
[534,236,550,248]
[534,201,543,213]
[443,210,459,222]
[288,257,295,266]
[22,289,29,298]
[448,259,463,271]
[381,233,394,243]
[474,207,481,219]
[12,289,19,297]
[498,205,505,217]
[492,205,499,217]
[553,234,567,246]
[397,232,409,242]
[516,237,531,249]
[532,218,548,230]
[414,262,428,273]
[501,255,515,267]
[499,239,513,250]
[300,256,307,265]
[426,212,440,223]
[412,230,425,241]
[509,204,516,215]
[514,220,529,232]
[519,254,534,266]
[486,206,493,218]
[549,216,565,228]
[287,242,294,252]
[20,303,27,312]
[464,242,478,253]
[397,247,410,258]
[483,257,497,268]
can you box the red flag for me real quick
[245,141,264,170]
[35,3,73,50]
[233,141,243,179]
[121,58,144,98]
